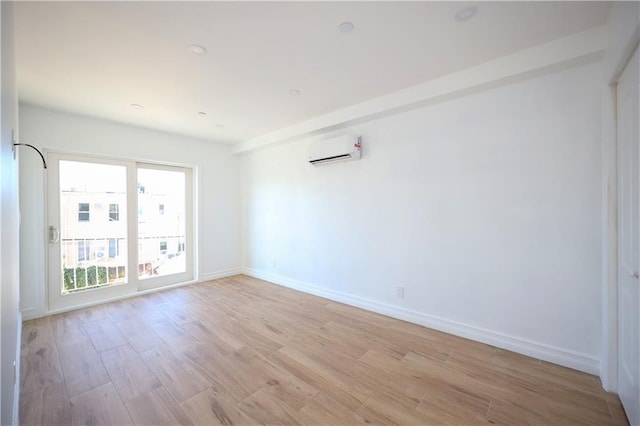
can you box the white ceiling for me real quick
[15,1,611,145]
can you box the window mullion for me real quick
[125,161,139,289]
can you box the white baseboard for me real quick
[199,268,242,283]
[20,307,41,322]
[242,267,600,375]
[12,313,22,426]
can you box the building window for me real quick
[78,203,90,222]
[109,203,119,221]
[159,204,165,215]
[108,239,118,258]
[159,241,167,254]
[78,240,89,261]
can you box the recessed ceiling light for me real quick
[215,124,224,129]
[339,22,354,33]
[188,44,208,55]
[198,111,207,116]
[455,6,477,22]
[130,103,144,109]
[289,89,301,96]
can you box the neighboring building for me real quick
[60,183,185,292]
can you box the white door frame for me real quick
[46,151,196,312]
[615,43,640,424]
[47,152,138,311]
[136,162,194,292]
[601,31,640,392]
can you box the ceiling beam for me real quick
[232,25,606,154]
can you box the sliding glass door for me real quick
[136,164,193,290]
[47,153,193,310]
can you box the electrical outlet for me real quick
[396,286,405,298]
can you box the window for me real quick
[109,203,119,221]
[159,204,165,215]
[108,238,118,258]
[78,240,89,261]
[159,241,167,254]
[78,203,90,222]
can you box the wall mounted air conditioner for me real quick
[308,134,361,165]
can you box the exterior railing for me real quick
[61,235,185,293]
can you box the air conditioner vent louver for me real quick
[308,135,361,165]
[309,154,352,164]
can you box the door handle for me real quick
[633,271,639,279]
[49,225,59,243]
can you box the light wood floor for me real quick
[20,274,628,425]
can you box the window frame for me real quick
[47,152,196,311]
[78,203,90,222]
[109,203,120,221]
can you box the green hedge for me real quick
[63,266,119,292]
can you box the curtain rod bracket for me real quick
[13,143,47,169]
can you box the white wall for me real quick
[241,61,604,373]
[1,1,22,424]
[19,104,240,319]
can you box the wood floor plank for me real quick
[49,312,91,349]
[151,286,202,307]
[73,304,111,322]
[254,359,318,411]
[20,275,629,426]
[319,321,402,359]
[126,386,194,426]
[105,300,141,323]
[356,392,432,426]
[216,317,283,357]
[125,296,168,322]
[180,387,250,426]
[416,394,491,425]
[84,319,127,352]
[297,392,370,425]
[139,344,210,402]
[486,395,551,425]
[150,317,201,351]
[181,318,235,356]
[608,394,630,423]
[310,347,423,411]
[358,349,432,406]
[267,349,366,412]
[417,375,491,420]
[69,382,133,426]
[161,301,212,326]
[20,318,65,395]
[181,342,262,401]
[536,358,607,395]
[113,317,165,354]
[237,389,302,425]
[19,382,72,426]
[277,345,372,409]
[58,340,110,397]
[100,344,162,401]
